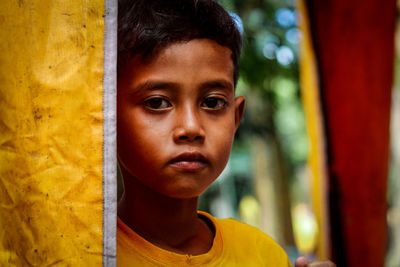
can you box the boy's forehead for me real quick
[119,39,235,92]
[140,39,233,64]
[154,40,232,67]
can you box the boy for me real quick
[116,0,335,266]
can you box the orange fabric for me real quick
[117,211,292,266]
[306,0,396,266]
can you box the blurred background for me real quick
[197,0,400,266]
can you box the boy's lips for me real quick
[168,152,209,172]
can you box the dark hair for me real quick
[118,0,242,84]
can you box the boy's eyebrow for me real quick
[132,79,234,95]
[199,80,234,92]
[132,81,178,95]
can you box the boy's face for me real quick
[117,39,245,199]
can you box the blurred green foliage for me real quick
[223,0,308,168]
[200,0,309,215]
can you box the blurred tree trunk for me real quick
[252,135,295,247]
[306,0,397,266]
[246,89,295,247]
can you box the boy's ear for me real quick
[234,96,246,131]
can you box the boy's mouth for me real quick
[168,152,208,172]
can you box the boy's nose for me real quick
[173,106,205,143]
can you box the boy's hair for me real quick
[118,0,242,84]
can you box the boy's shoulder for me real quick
[200,211,293,266]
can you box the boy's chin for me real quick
[157,184,208,200]
[151,172,218,200]
[160,189,204,200]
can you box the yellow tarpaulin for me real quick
[0,0,117,266]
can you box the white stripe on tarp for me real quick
[103,0,117,266]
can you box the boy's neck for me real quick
[118,171,214,255]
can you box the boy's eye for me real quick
[201,97,227,109]
[144,98,172,110]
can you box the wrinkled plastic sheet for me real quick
[0,0,117,266]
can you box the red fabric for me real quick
[306,1,396,266]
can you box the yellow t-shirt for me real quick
[117,211,292,266]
